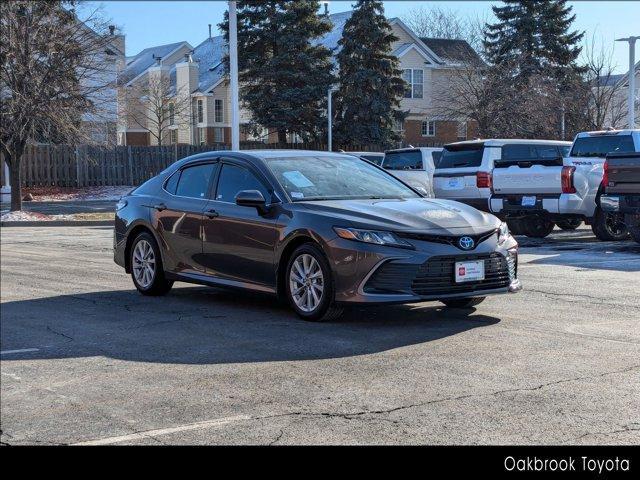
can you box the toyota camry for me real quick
[114,150,521,321]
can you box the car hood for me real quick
[298,198,500,234]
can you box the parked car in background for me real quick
[490,130,639,240]
[343,151,385,166]
[436,139,570,216]
[600,151,640,243]
[381,147,441,197]
[114,150,520,322]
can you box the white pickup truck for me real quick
[490,130,640,240]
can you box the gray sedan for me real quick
[114,150,521,321]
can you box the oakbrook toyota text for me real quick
[504,456,631,473]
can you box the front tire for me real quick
[441,297,486,308]
[556,218,582,230]
[285,243,343,322]
[130,232,173,296]
[522,217,555,238]
[591,207,629,241]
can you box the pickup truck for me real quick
[490,130,640,240]
[600,152,640,243]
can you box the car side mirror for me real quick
[235,190,268,213]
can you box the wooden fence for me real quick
[0,142,389,188]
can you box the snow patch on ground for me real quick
[1,210,53,222]
[22,186,134,202]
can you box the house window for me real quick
[168,103,175,126]
[197,99,204,123]
[393,118,404,133]
[403,69,423,99]
[457,121,467,140]
[199,127,206,146]
[421,119,436,137]
[213,127,224,143]
[214,99,223,123]
[170,129,178,144]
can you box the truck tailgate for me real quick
[606,154,640,194]
[492,165,563,194]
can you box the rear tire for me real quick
[556,218,582,230]
[130,232,173,296]
[522,217,555,238]
[441,297,486,308]
[591,207,629,241]
[285,243,343,322]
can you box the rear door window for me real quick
[175,163,216,199]
[438,145,484,169]
[382,151,423,170]
[570,135,636,158]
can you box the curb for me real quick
[1,220,114,228]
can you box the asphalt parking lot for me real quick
[1,225,639,445]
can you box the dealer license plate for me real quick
[455,260,485,283]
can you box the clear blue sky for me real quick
[83,1,640,73]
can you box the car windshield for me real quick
[265,155,420,201]
[570,135,636,158]
[438,144,484,168]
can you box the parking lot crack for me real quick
[571,424,640,442]
[46,326,74,341]
[269,429,284,445]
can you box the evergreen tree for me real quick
[484,0,583,78]
[220,1,333,143]
[333,1,405,149]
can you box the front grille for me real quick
[364,252,515,297]
[411,253,511,297]
[396,229,497,250]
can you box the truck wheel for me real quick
[625,214,640,244]
[591,208,629,241]
[506,218,526,235]
[522,217,555,238]
[556,218,582,230]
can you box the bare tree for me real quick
[121,75,192,146]
[401,5,488,56]
[581,32,627,130]
[0,1,116,211]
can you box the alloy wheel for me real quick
[289,253,324,313]
[132,239,156,289]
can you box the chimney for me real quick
[323,2,329,16]
[208,24,212,39]
[108,25,115,35]
[184,52,193,63]
[154,55,162,66]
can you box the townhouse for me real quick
[116,10,482,147]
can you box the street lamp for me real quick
[327,86,338,152]
[615,36,639,129]
[229,1,240,150]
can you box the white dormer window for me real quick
[214,99,223,123]
[403,69,423,99]
[421,119,436,137]
[168,103,175,126]
[197,99,204,123]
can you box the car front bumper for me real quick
[326,235,520,305]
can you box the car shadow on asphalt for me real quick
[1,286,500,365]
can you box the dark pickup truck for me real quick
[600,152,640,243]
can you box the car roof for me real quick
[238,149,362,160]
[445,139,573,147]
[575,129,639,138]
[343,151,384,156]
[385,147,443,153]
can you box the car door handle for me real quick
[153,203,167,211]
[205,209,219,219]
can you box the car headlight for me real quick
[333,227,413,249]
[115,199,128,211]
[498,221,510,244]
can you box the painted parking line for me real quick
[72,415,252,445]
[1,348,40,355]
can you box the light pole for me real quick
[327,86,338,151]
[615,36,639,129]
[229,1,240,150]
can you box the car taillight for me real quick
[477,171,492,189]
[602,159,609,187]
[561,166,576,194]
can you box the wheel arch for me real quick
[275,230,328,301]
[124,222,163,273]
